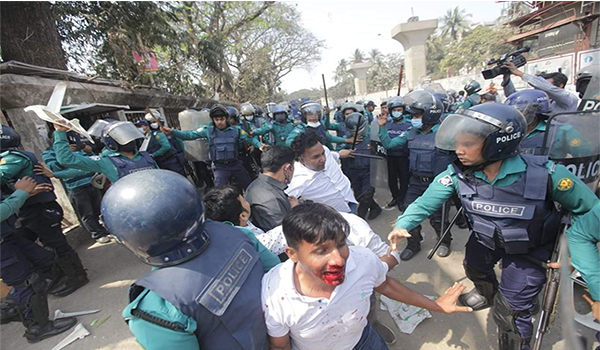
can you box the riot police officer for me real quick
[457,80,481,109]
[102,170,269,350]
[145,111,186,176]
[387,103,599,350]
[286,100,355,150]
[365,100,376,123]
[384,96,412,211]
[252,105,296,146]
[340,112,382,220]
[505,90,552,155]
[377,90,455,260]
[162,104,265,190]
[0,125,88,297]
[53,121,157,183]
[1,176,77,343]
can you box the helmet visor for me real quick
[105,122,144,145]
[435,113,499,151]
[302,103,322,118]
[88,119,112,138]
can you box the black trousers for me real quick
[386,155,410,205]
[69,185,108,239]
[16,201,75,257]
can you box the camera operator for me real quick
[501,61,579,114]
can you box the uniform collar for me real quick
[259,173,287,191]
[473,155,526,184]
[418,123,440,134]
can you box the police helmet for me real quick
[0,125,21,150]
[101,121,144,152]
[88,119,116,138]
[272,105,288,123]
[387,96,405,111]
[575,64,599,98]
[355,103,365,115]
[300,100,322,123]
[447,89,457,99]
[464,80,482,95]
[435,103,527,163]
[404,90,444,125]
[340,102,358,119]
[254,105,264,116]
[240,103,255,116]
[505,90,551,125]
[344,112,368,136]
[144,109,161,123]
[226,106,239,125]
[209,104,229,120]
[356,100,364,107]
[101,169,208,266]
[433,92,452,114]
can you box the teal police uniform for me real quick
[122,223,279,350]
[457,93,480,109]
[42,147,108,240]
[285,122,347,150]
[171,125,262,189]
[52,130,158,183]
[252,120,296,147]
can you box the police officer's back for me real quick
[102,170,268,350]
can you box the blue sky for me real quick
[280,1,506,92]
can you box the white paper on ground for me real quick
[380,294,433,334]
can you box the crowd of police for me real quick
[0,58,598,350]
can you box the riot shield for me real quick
[369,118,388,189]
[178,109,211,162]
[422,83,448,99]
[542,111,600,192]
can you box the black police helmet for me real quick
[405,90,444,125]
[210,104,229,119]
[0,125,21,150]
[101,169,208,267]
[464,80,482,95]
[344,112,368,136]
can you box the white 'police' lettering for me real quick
[471,201,525,217]
[496,131,522,144]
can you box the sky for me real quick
[280,0,506,93]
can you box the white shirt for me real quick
[285,146,357,212]
[261,246,388,350]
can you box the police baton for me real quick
[322,74,330,110]
[428,207,463,260]
[145,107,164,128]
[351,114,363,151]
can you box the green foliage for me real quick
[438,25,513,76]
[440,6,472,40]
[53,1,323,104]
[285,88,322,102]
[367,53,403,93]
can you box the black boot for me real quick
[458,262,497,310]
[357,203,369,219]
[1,293,20,324]
[367,200,382,220]
[400,227,423,261]
[18,273,77,343]
[42,263,65,294]
[434,229,452,258]
[49,252,88,297]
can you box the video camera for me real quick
[481,46,530,80]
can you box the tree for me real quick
[439,25,513,76]
[334,59,350,83]
[1,2,67,69]
[440,7,472,41]
[351,49,365,63]
[368,49,383,62]
[426,35,448,79]
[367,53,403,93]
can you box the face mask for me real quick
[307,121,321,128]
[150,123,159,129]
[119,140,137,153]
[391,111,403,120]
[275,115,287,123]
[411,119,423,129]
[137,127,145,134]
[245,115,254,122]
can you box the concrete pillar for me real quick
[346,62,373,96]
[391,19,438,90]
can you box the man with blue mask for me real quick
[252,105,296,147]
[377,90,456,260]
[384,96,412,211]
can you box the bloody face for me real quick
[455,133,485,166]
[292,236,349,286]
[300,142,326,172]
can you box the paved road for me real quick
[1,190,597,350]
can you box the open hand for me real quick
[502,62,523,77]
[388,228,411,252]
[435,282,473,314]
[14,177,37,194]
[338,149,356,159]
[377,114,388,127]
[34,163,54,178]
